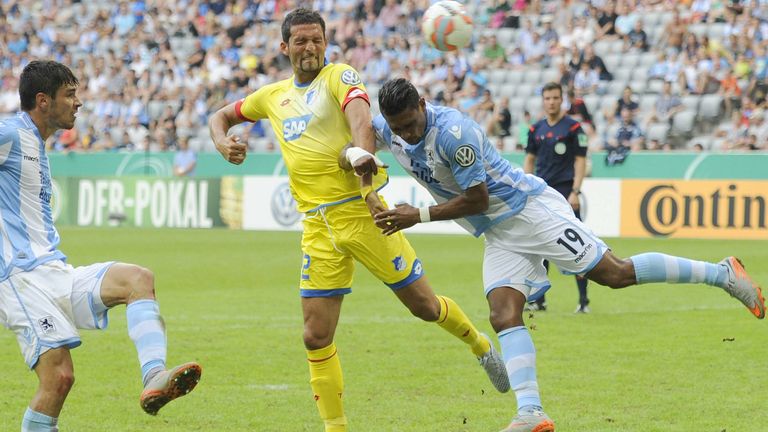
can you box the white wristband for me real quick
[419,206,431,223]
[346,147,385,167]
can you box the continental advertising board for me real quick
[621,180,768,239]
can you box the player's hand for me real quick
[365,192,389,228]
[568,191,580,211]
[346,147,387,176]
[216,135,247,165]
[374,203,419,236]
[353,154,388,176]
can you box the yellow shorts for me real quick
[299,197,423,297]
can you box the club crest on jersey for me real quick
[341,70,361,86]
[392,255,407,272]
[448,125,462,139]
[38,316,56,334]
[283,114,312,141]
[305,90,317,105]
[454,145,476,167]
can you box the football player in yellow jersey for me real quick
[209,8,509,431]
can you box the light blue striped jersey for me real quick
[374,103,546,237]
[0,112,65,280]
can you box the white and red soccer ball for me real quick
[421,0,474,52]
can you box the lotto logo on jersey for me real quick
[282,114,313,141]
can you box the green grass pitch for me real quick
[1,228,765,431]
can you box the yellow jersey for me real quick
[236,63,387,212]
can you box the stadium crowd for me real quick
[1,0,767,154]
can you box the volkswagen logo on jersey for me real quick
[454,145,476,167]
[341,70,362,86]
[282,114,312,141]
[271,182,301,227]
[554,142,567,155]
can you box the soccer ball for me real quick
[421,0,474,52]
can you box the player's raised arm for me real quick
[343,98,385,176]
[209,101,248,165]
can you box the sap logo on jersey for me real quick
[283,114,313,141]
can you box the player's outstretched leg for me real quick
[99,264,202,415]
[588,252,766,319]
[396,278,510,393]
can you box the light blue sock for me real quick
[126,300,166,386]
[630,253,728,288]
[498,326,542,414]
[22,407,58,432]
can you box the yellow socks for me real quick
[307,343,347,432]
[435,295,490,357]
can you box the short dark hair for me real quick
[379,78,420,117]
[281,8,326,43]
[19,60,78,111]
[541,81,562,96]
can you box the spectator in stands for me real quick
[719,67,743,118]
[614,2,638,38]
[646,81,685,127]
[487,96,512,151]
[524,31,548,65]
[580,45,612,81]
[173,136,197,177]
[606,85,640,123]
[660,10,688,53]
[516,110,532,152]
[608,108,645,151]
[594,3,619,40]
[573,61,600,95]
[624,18,649,51]
[483,35,507,68]
[565,87,597,147]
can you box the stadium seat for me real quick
[497,28,517,46]
[699,94,724,121]
[505,70,525,86]
[639,94,656,112]
[646,122,670,143]
[541,68,560,84]
[603,53,622,71]
[489,69,507,84]
[631,67,650,83]
[610,65,632,83]
[508,97,526,117]
[638,52,658,68]
[607,80,628,97]
[671,110,696,136]
[681,95,701,113]
[525,97,542,117]
[620,52,640,69]
[498,85,516,99]
[515,83,534,98]
[646,80,665,94]
[583,94,600,114]
[524,69,542,84]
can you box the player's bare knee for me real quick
[43,369,75,397]
[128,265,156,299]
[303,328,332,350]
[489,309,522,332]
